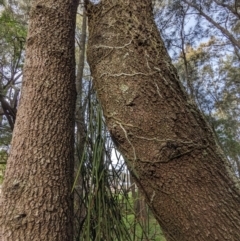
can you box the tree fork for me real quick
[86,1,240,241]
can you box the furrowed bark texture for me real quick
[0,0,79,240]
[86,1,240,241]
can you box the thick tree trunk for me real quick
[0,0,79,240]
[86,1,240,241]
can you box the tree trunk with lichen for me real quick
[86,1,240,241]
[0,0,78,240]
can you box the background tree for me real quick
[155,0,240,59]
[0,0,27,188]
[176,43,240,176]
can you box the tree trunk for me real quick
[0,0,79,240]
[86,1,240,241]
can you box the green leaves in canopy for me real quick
[0,10,27,45]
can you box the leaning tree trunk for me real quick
[86,1,240,241]
[0,0,79,240]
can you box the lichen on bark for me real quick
[86,1,240,240]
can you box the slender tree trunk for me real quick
[179,8,194,101]
[86,1,240,241]
[0,0,79,240]
[74,5,87,239]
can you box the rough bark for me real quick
[86,1,240,241]
[0,0,79,240]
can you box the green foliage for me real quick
[0,9,26,68]
[123,214,165,241]
[0,10,26,39]
[0,122,12,146]
[0,123,9,183]
[156,0,240,58]
[0,163,6,183]
[175,37,240,175]
[0,6,26,156]
[119,192,166,241]
[0,122,11,183]
[73,95,133,241]
[73,90,165,240]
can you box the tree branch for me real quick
[182,0,240,51]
